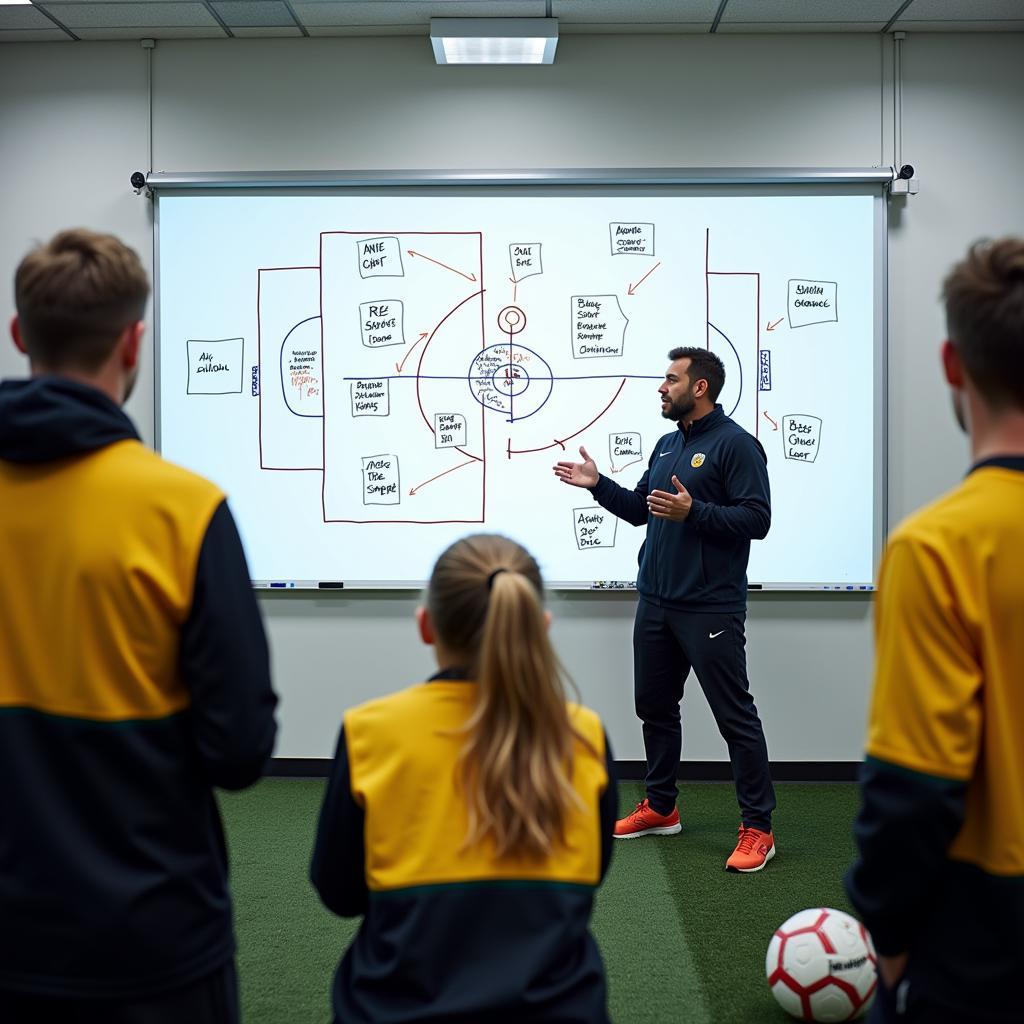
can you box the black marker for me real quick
[318,581,345,589]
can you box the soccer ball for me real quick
[765,907,877,1022]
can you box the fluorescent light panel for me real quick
[0,1,35,5]
[430,18,558,66]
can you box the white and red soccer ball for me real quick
[766,907,878,1022]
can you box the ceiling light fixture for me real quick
[430,18,558,66]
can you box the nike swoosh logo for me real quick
[659,452,672,457]
[709,630,725,639]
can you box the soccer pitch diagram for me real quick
[159,192,878,586]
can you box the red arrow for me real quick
[407,249,477,282]
[409,458,476,496]
[395,333,429,373]
[763,411,778,431]
[766,317,784,331]
[627,261,661,296]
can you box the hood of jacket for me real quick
[0,376,139,464]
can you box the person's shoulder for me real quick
[567,701,601,725]
[108,440,225,505]
[97,443,226,545]
[716,417,767,461]
[344,682,448,731]
[880,481,999,602]
[567,702,606,748]
[889,476,985,553]
[713,412,752,441]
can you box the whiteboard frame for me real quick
[152,168,889,592]
[147,167,896,189]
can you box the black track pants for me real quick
[633,598,776,829]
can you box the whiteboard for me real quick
[155,184,885,589]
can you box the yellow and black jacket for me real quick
[846,457,1024,1020]
[311,671,617,1024]
[0,376,278,998]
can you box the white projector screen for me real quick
[155,183,885,589]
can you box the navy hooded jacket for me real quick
[589,405,770,612]
[0,376,277,998]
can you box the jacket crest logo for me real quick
[690,453,706,468]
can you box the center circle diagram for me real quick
[493,363,531,397]
[468,343,554,421]
[497,305,527,334]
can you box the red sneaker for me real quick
[725,824,775,872]
[614,799,681,839]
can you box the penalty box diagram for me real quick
[183,222,844,545]
[252,227,666,541]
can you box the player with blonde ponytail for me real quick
[312,534,617,1024]
[434,535,598,859]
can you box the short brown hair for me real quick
[14,229,149,373]
[668,345,726,403]
[943,237,1024,411]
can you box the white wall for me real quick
[3,31,1022,762]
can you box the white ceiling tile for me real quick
[559,21,711,32]
[211,1,295,27]
[292,1,544,27]
[717,20,887,32]
[11,0,1024,42]
[0,28,73,41]
[0,6,56,29]
[893,19,1024,30]
[721,0,901,23]
[899,0,1024,19]
[42,3,219,29]
[305,22,427,34]
[230,23,303,34]
[35,0,158,4]
[71,24,227,37]
[553,0,719,24]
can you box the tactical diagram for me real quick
[192,227,844,542]
[161,192,877,586]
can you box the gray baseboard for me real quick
[612,760,861,782]
[268,758,861,782]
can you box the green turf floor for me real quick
[219,778,861,1023]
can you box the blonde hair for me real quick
[14,228,149,372]
[427,534,593,860]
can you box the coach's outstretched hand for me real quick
[553,446,599,489]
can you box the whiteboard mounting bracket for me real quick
[144,167,896,190]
